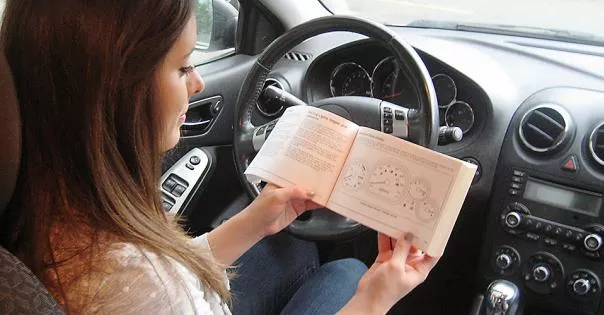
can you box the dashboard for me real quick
[253,27,604,314]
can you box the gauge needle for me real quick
[384,92,402,99]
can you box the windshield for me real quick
[320,0,604,45]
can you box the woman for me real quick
[0,0,439,314]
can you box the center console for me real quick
[478,88,604,315]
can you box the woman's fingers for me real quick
[392,232,414,263]
[305,201,322,210]
[270,185,314,203]
[377,233,393,253]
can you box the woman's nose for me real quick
[188,68,205,96]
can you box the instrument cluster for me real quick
[329,57,476,134]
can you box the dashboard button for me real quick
[384,125,393,133]
[383,112,393,119]
[562,155,578,172]
[513,170,526,177]
[383,118,393,125]
[510,182,522,190]
[395,110,405,120]
[533,265,551,282]
[526,233,540,241]
[544,238,558,246]
[383,107,392,113]
[562,243,577,251]
[584,234,603,251]
[189,155,201,165]
[505,212,522,228]
[511,176,524,183]
[509,189,520,196]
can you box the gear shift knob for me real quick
[484,280,521,315]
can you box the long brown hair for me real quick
[1,0,229,306]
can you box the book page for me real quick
[326,127,476,255]
[245,106,359,205]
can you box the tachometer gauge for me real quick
[445,101,475,134]
[329,63,372,97]
[367,162,408,203]
[431,74,457,108]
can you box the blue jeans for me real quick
[230,232,367,315]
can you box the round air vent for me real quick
[589,122,604,166]
[256,79,284,117]
[518,104,572,153]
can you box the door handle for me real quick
[182,95,223,135]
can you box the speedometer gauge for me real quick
[372,57,406,102]
[329,63,372,97]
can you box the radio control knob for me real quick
[572,278,591,296]
[505,212,522,228]
[495,254,512,270]
[532,265,550,282]
[584,234,602,251]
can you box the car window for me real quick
[0,0,238,65]
[192,0,239,65]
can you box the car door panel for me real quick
[161,54,256,229]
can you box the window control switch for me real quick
[162,178,177,192]
[172,184,186,197]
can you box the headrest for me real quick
[0,51,21,217]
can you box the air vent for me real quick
[589,122,604,166]
[518,104,571,153]
[256,79,284,117]
[284,51,311,62]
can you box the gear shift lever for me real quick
[484,280,521,315]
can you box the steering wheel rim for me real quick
[233,15,439,241]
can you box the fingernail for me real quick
[404,232,414,242]
[307,191,316,198]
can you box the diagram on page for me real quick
[341,159,367,190]
[336,157,448,226]
[416,198,439,223]
[408,177,430,200]
[366,161,409,204]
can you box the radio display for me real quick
[523,178,602,216]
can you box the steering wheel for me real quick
[234,15,438,241]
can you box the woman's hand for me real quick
[206,183,320,265]
[244,183,320,237]
[338,232,440,314]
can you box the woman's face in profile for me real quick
[154,17,204,151]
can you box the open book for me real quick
[245,106,477,256]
